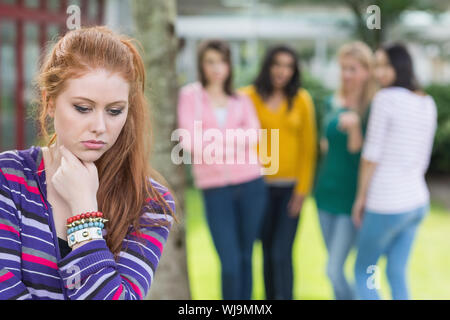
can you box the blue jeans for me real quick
[261,184,299,300]
[202,177,267,300]
[318,210,358,300]
[354,203,429,300]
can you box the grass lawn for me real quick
[185,187,450,300]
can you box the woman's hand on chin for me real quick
[51,145,99,216]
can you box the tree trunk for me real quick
[131,0,191,300]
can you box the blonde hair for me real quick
[337,41,377,115]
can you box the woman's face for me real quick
[49,68,129,162]
[374,49,396,87]
[270,52,295,90]
[340,55,369,92]
[202,48,229,87]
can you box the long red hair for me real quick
[37,26,177,257]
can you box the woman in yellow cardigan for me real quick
[240,45,317,300]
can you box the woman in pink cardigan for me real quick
[177,40,267,300]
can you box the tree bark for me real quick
[131,0,191,300]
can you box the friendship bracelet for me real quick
[66,211,108,248]
[66,212,108,231]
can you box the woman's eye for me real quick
[74,105,90,113]
[108,109,123,116]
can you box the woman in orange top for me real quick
[240,45,317,300]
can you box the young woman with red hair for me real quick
[0,26,176,300]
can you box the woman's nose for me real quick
[90,110,107,134]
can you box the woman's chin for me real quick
[76,150,104,163]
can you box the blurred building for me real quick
[175,1,450,89]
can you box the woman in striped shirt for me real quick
[352,43,437,299]
[0,26,175,300]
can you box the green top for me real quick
[314,95,370,215]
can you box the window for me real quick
[0,0,105,151]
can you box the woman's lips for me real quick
[82,141,105,150]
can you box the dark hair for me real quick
[254,45,301,110]
[381,43,420,91]
[197,39,234,96]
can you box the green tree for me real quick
[340,0,447,49]
[265,0,449,49]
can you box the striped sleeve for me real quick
[57,187,174,300]
[0,170,32,300]
[362,90,392,163]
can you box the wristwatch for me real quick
[68,227,103,248]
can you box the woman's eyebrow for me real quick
[73,96,127,106]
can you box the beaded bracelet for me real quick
[67,211,104,224]
[66,211,108,248]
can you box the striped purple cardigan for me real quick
[0,146,174,300]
